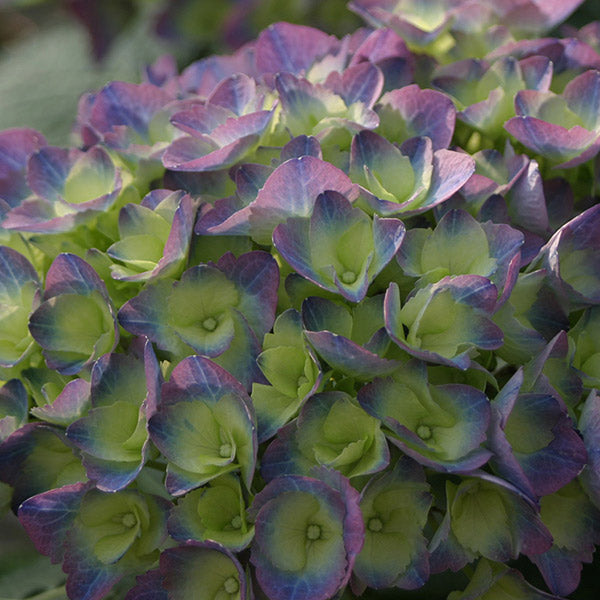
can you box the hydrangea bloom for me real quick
[1,2,599,599]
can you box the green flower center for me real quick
[341,270,357,284]
[202,317,218,331]
[219,443,232,458]
[417,424,432,440]
[121,512,137,528]
[306,523,322,540]
[223,576,239,594]
[230,515,242,529]
[368,517,383,532]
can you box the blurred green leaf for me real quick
[0,6,170,145]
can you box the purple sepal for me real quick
[579,390,600,508]
[202,155,357,242]
[489,372,587,499]
[63,532,126,600]
[280,136,322,161]
[301,295,399,378]
[161,354,250,409]
[195,165,272,236]
[43,253,110,301]
[532,548,592,598]
[428,505,475,575]
[26,146,70,200]
[260,422,309,482]
[0,128,46,209]
[207,72,259,115]
[505,114,600,169]
[178,45,256,96]
[494,0,586,34]
[325,61,384,108]
[541,204,600,306]
[377,85,456,150]
[255,22,340,76]
[163,109,275,172]
[18,482,90,563]
[88,81,173,141]
[30,378,91,427]
[143,338,162,419]
[125,570,168,600]
[80,450,149,493]
[305,330,400,379]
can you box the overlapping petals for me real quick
[249,473,363,600]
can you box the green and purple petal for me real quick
[250,474,363,600]
[216,251,279,338]
[542,204,600,306]
[377,85,456,150]
[30,378,91,427]
[168,473,254,550]
[489,373,587,498]
[447,475,552,562]
[163,110,275,172]
[0,128,46,209]
[398,209,523,303]
[89,81,174,144]
[61,489,169,600]
[204,156,356,240]
[349,0,455,48]
[160,541,250,600]
[359,365,491,472]
[530,480,600,596]
[109,190,195,282]
[302,296,400,378]
[255,22,340,76]
[353,457,431,590]
[326,61,384,108]
[149,356,256,495]
[0,423,87,510]
[118,280,191,356]
[0,246,40,368]
[384,278,502,369]
[263,392,389,481]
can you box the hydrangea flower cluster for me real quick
[1,1,600,598]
